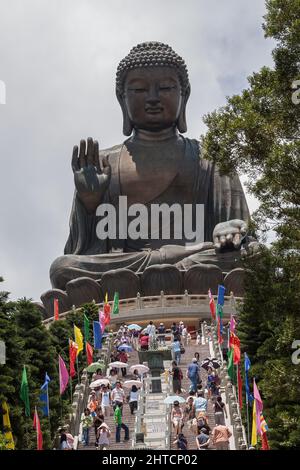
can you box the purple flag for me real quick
[253,379,263,436]
[99,310,105,333]
[59,355,69,395]
[230,315,236,333]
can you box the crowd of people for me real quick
[167,322,232,451]
[59,321,232,451]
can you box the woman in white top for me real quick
[171,401,184,436]
[100,385,111,417]
[108,369,118,389]
[128,385,139,414]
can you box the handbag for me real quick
[180,346,185,354]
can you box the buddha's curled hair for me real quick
[116,41,190,96]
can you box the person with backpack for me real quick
[186,358,200,393]
[214,396,228,426]
[171,337,181,364]
[157,323,166,346]
[174,432,188,450]
[196,428,210,450]
[80,408,93,446]
[132,329,140,349]
[171,361,183,394]
[128,385,139,414]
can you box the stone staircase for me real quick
[73,323,246,451]
[78,348,139,451]
[169,340,217,450]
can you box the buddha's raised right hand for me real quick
[72,137,111,213]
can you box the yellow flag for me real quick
[251,399,257,446]
[105,292,108,304]
[74,324,83,356]
[2,401,15,450]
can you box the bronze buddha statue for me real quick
[44,42,256,314]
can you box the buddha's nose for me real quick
[146,86,160,105]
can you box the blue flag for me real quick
[40,372,51,417]
[93,321,102,349]
[217,285,226,306]
[244,353,253,404]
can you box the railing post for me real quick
[184,289,189,306]
[160,290,165,307]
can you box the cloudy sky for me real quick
[0,0,274,301]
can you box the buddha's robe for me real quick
[50,137,249,290]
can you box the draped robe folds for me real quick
[50,137,249,290]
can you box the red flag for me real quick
[208,289,216,320]
[261,432,270,450]
[54,298,59,321]
[69,340,78,378]
[33,407,43,450]
[230,332,241,364]
[104,302,111,326]
[237,364,243,409]
[86,342,94,365]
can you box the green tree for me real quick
[200,0,300,449]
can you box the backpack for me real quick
[178,437,188,450]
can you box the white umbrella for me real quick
[109,361,128,368]
[123,380,142,388]
[163,395,186,405]
[129,364,149,374]
[90,378,110,388]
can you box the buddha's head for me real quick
[116,42,191,136]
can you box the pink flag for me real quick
[229,315,236,333]
[253,379,263,435]
[208,289,216,320]
[99,310,105,333]
[59,355,69,395]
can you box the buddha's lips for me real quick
[145,107,163,114]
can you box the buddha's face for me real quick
[124,66,182,132]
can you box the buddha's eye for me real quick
[128,87,147,93]
[159,85,177,92]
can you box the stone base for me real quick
[41,264,245,318]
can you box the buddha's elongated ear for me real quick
[177,85,191,134]
[116,91,133,136]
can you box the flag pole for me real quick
[246,395,250,448]
[46,382,51,428]
[70,377,73,403]
[244,353,250,448]
[76,356,80,384]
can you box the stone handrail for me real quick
[44,293,243,326]
[204,321,247,450]
[54,334,114,449]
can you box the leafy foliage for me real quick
[201,0,300,449]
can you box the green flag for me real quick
[84,314,90,344]
[20,365,30,417]
[113,292,119,315]
[227,348,235,382]
[217,304,223,319]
